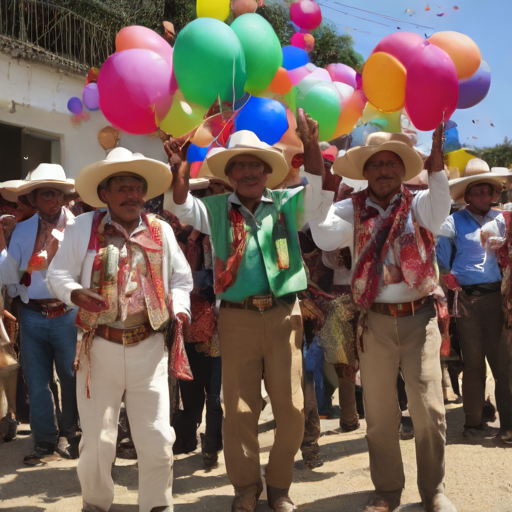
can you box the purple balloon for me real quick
[326,63,357,89]
[67,97,83,115]
[98,49,173,135]
[457,60,491,110]
[82,83,100,111]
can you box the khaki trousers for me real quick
[77,334,174,512]
[457,291,512,430]
[218,299,304,497]
[359,302,446,505]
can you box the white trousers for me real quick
[76,333,174,512]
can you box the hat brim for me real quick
[76,158,172,208]
[1,179,75,201]
[449,171,512,203]
[206,147,289,190]
[333,141,424,182]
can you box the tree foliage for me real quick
[476,137,512,169]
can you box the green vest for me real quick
[201,191,308,301]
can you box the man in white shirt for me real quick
[0,165,78,464]
[310,129,456,512]
[47,148,193,512]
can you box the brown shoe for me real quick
[365,496,401,512]
[232,492,259,512]
[267,486,297,512]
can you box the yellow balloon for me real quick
[362,52,406,113]
[445,148,477,176]
[158,90,206,137]
[197,0,231,21]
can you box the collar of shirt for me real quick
[464,206,499,226]
[104,209,146,238]
[365,190,403,218]
[227,190,274,223]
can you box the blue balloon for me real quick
[444,126,461,153]
[187,143,210,163]
[282,45,309,71]
[67,96,83,115]
[235,97,288,146]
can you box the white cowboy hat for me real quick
[76,147,172,208]
[449,164,512,203]
[1,165,75,201]
[205,131,289,190]
[333,132,423,182]
[0,180,25,203]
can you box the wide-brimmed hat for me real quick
[449,163,512,203]
[333,132,424,182]
[76,147,172,208]
[205,131,289,190]
[1,165,75,201]
[0,180,25,203]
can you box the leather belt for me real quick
[21,299,70,318]
[461,282,501,296]
[220,294,277,313]
[370,297,429,317]
[95,323,153,346]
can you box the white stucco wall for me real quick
[0,52,168,180]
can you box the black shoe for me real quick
[399,416,415,440]
[340,420,360,433]
[0,413,18,442]
[23,441,59,465]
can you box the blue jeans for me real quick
[19,306,78,448]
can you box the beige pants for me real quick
[359,302,446,505]
[77,333,174,512]
[218,299,304,497]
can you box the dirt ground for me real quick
[1,402,511,512]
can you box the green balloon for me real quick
[296,83,340,141]
[231,13,283,95]
[174,18,246,108]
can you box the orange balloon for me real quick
[332,90,367,138]
[428,31,481,80]
[270,67,293,95]
[362,52,406,113]
[303,34,315,53]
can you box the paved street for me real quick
[1,403,511,512]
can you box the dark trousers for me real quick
[457,290,512,430]
[173,343,223,454]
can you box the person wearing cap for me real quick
[0,165,80,464]
[310,127,456,512]
[167,110,331,512]
[437,160,512,440]
[46,148,193,512]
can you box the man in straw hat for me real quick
[437,159,512,441]
[309,127,457,512]
[167,109,332,512]
[0,165,80,464]
[46,148,193,512]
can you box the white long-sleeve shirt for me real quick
[47,211,193,318]
[310,171,451,303]
[170,172,334,235]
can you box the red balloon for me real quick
[405,41,459,131]
[290,1,322,31]
[372,32,425,68]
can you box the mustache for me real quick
[240,177,258,183]
[120,201,140,206]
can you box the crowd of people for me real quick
[0,108,511,512]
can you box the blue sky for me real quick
[314,0,512,149]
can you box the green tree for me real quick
[477,138,512,169]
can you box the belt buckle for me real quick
[388,304,398,317]
[252,296,273,312]
[123,325,147,346]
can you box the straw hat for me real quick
[0,180,25,203]
[448,162,512,203]
[333,132,423,182]
[205,131,289,190]
[76,147,172,208]
[1,165,75,201]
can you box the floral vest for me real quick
[495,211,512,328]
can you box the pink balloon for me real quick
[288,65,312,86]
[372,32,425,68]
[116,26,173,66]
[290,1,322,31]
[405,41,459,131]
[291,32,307,50]
[326,63,357,88]
[98,49,173,135]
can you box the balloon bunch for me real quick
[67,68,100,126]
[362,31,490,131]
